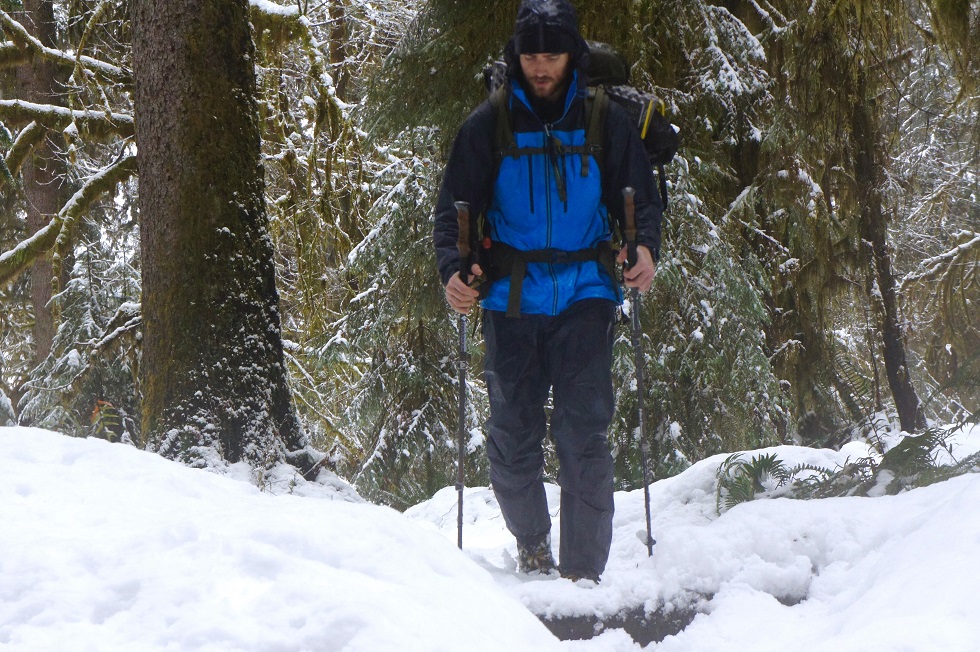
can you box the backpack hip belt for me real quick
[486,240,617,318]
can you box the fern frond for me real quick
[716,452,792,513]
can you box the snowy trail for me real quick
[408,432,980,651]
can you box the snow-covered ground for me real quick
[2,423,978,651]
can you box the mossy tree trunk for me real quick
[851,70,926,433]
[131,0,310,471]
[14,0,66,365]
[328,1,349,103]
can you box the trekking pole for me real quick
[454,200,472,550]
[623,187,655,557]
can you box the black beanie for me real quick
[514,24,578,55]
[512,0,582,56]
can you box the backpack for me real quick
[482,41,679,209]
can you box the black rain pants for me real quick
[482,298,617,578]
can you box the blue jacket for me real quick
[434,53,662,316]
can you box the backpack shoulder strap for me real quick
[581,85,609,178]
[491,86,516,161]
[491,83,613,174]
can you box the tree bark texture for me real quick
[14,0,67,365]
[851,71,926,433]
[328,2,349,102]
[132,0,307,469]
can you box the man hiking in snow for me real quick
[433,0,662,582]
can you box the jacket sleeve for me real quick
[600,101,664,261]
[433,101,498,286]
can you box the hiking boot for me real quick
[516,533,557,574]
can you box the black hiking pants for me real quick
[483,298,617,579]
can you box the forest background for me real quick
[0,0,976,510]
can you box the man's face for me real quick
[519,52,571,102]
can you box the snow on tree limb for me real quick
[249,0,300,24]
[0,121,45,191]
[249,0,307,52]
[0,154,137,288]
[903,232,980,286]
[91,302,142,353]
[0,99,133,140]
[0,10,131,83]
[248,0,349,110]
[0,212,62,289]
[0,41,28,68]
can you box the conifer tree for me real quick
[758,0,929,435]
[3,0,975,499]
[131,0,310,471]
[12,0,66,366]
[1,1,138,434]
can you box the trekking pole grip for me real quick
[622,187,638,269]
[454,201,472,280]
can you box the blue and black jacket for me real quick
[434,21,662,317]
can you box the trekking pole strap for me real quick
[657,163,668,210]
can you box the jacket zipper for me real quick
[527,157,534,214]
[516,87,577,315]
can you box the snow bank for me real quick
[0,427,563,652]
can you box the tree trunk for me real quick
[329,1,349,103]
[14,0,66,365]
[132,0,312,471]
[851,70,926,433]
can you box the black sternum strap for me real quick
[499,143,593,159]
[491,241,616,317]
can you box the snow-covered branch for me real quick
[0,121,45,192]
[0,154,137,288]
[902,231,980,287]
[252,0,350,105]
[91,302,142,353]
[0,99,134,140]
[0,10,131,83]
[0,209,62,289]
[0,40,28,67]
